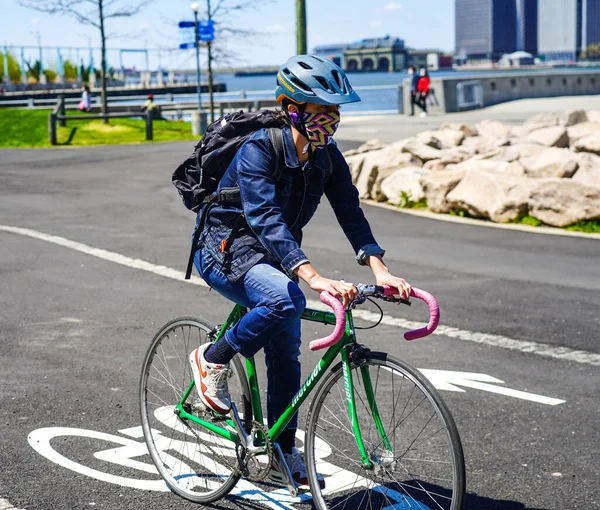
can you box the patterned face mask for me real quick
[289,111,341,148]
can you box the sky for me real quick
[1,0,455,71]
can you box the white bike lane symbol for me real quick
[27,407,379,510]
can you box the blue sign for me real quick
[178,19,215,47]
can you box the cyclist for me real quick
[189,54,412,488]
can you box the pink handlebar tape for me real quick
[384,286,440,340]
[308,291,346,351]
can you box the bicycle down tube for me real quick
[174,303,384,469]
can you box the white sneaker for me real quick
[189,343,232,414]
[420,112,428,117]
[268,447,325,489]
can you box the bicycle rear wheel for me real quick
[139,316,252,504]
[305,351,465,510]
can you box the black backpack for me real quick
[172,109,287,213]
[173,109,335,279]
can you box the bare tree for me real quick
[20,0,152,122]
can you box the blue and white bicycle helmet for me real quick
[275,55,361,105]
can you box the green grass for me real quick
[566,220,600,233]
[0,108,198,148]
[397,191,428,209]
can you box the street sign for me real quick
[178,19,215,48]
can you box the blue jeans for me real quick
[195,248,306,430]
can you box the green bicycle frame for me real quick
[174,304,390,468]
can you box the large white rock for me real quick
[572,134,600,156]
[420,128,465,149]
[439,148,473,165]
[416,131,443,150]
[420,167,467,213]
[475,120,512,139]
[450,158,525,176]
[586,110,600,123]
[572,166,600,188]
[462,136,510,154]
[526,126,569,148]
[345,154,367,183]
[370,154,422,201]
[343,139,388,157]
[401,138,442,162]
[440,122,478,137]
[567,122,600,145]
[529,179,600,227]
[520,147,579,178]
[522,113,559,133]
[476,146,521,162]
[380,167,430,205]
[560,109,588,127]
[446,170,533,222]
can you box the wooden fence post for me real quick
[58,95,66,127]
[49,113,57,145]
[145,110,153,141]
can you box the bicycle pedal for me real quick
[191,400,227,421]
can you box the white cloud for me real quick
[31,17,40,24]
[384,2,402,10]
[369,20,383,27]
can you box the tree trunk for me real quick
[296,0,307,54]
[99,0,108,123]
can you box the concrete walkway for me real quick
[338,94,600,143]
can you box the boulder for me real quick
[560,109,588,127]
[380,167,430,205]
[401,138,442,162]
[343,139,388,157]
[513,143,548,160]
[450,158,525,176]
[572,134,600,156]
[420,167,467,213]
[529,179,600,227]
[416,131,443,150]
[441,122,478,137]
[424,159,446,172]
[522,113,559,133]
[572,166,600,188]
[476,146,521,162]
[345,154,366,183]
[462,136,510,154]
[370,154,423,201]
[439,148,473,165]
[567,122,600,145]
[520,148,579,178]
[475,120,512,139]
[446,170,533,222]
[586,110,600,124]
[526,126,569,148]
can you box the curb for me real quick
[361,199,600,240]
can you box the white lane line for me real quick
[2,224,600,367]
[0,497,26,510]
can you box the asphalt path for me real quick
[0,142,598,510]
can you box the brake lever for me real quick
[380,295,411,306]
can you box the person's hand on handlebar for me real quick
[295,263,358,306]
[366,254,412,300]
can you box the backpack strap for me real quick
[267,127,285,182]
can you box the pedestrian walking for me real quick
[78,85,91,112]
[408,66,420,116]
[416,68,430,117]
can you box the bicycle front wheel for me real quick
[139,316,252,504]
[305,351,465,510]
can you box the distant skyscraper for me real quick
[538,0,600,61]
[455,0,537,60]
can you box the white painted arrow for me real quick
[418,369,566,406]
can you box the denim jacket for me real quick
[195,126,385,282]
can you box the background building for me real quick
[312,44,345,67]
[342,36,406,72]
[455,0,538,61]
[538,0,600,61]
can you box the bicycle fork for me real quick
[342,346,394,472]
